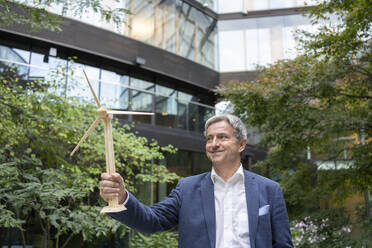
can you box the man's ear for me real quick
[238,139,247,153]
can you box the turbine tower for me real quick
[70,70,153,213]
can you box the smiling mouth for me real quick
[210,151,224,154]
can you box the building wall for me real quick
[218,13,315,72]
[44,0,219,70]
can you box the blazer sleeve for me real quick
[107,179,183,234]
[271,184,294,248]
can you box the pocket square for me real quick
[258,205,270,216]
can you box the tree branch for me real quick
[338,92,372,100]
[61,233,75,248]
[352,64,372,79]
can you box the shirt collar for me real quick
[211,164,244,184]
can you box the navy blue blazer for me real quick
[109,170,293,248]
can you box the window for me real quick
[155,85,177,128]
[130,78,154,124]
[100,69,130,111]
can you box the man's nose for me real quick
[211,137,220,147]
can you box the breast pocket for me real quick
[258,212,271,237]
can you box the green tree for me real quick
[218,0,371,220]
[0,62,179,247]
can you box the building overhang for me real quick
[220,71,259,83]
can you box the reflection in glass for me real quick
[177,92,192,129]
[0,46,30,79]
[130,77,154,92]
[154,0,177,53]
[28,52,67,94]
[177,100,188,129]
[131,90,153,111]
[0,46,29,63]
[48,0,217,69]
[130,1,155,41]
[189,103,215,133]
[217,0,243,13]
[189,103,198,132]
[179,3,196,61]
[130,77,154,124]
[155,85,177,128]
[131,90,153,124]
[66,63,100,103]
[198,105,215,132]
[218,30,245,71]
[257,28,271,66]
[194,0,215,10]
[217,0,317,13]
[124,0,216,69]
[219,14,312,72]
[0,43,217,132]
[100,69,129,110]
[29,52,49,80]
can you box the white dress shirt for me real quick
[211,165,250,248]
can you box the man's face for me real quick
[205,120,246,167]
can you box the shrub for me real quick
[291,209,354,248]
[130,230,178,248]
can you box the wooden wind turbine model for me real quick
[70,70,153,214]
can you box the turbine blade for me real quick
[107,110,154,115]
[83,69,101,108]
[70,117,102,156]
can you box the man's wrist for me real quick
[120,189,130,205]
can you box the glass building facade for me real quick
[47,0,218,70]
[218,14,319,72]
[0,44,215,133]
[215,0,318,13]
[39,0,323,73]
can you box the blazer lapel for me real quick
[201,173,216,248]
[244,170,259,248]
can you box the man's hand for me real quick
[100,172,127,205]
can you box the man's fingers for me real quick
[111,173,125,185]
[101,173,124,185]
[101,172,111,180]
[100,184,119,199]
[99,189,119,200]
[100,180,120,188]
[99,172,126,204]
[100,185,120,193]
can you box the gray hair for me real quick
[204,114,247,141]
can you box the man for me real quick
[100,114,293,248]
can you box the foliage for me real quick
[280,163,320,218]
[129,231,178,248]
[291,209,355,248]
[354,200,372,244]
[0,0,130,32]
[217,0,372,219]
[0,62,179,247]
[303,0,372,63]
